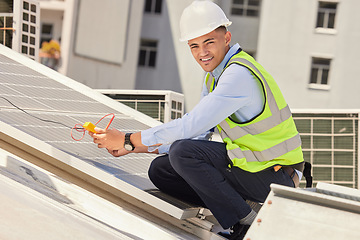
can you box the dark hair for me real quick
[216,26,227,33]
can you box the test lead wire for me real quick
[0,96,115,141]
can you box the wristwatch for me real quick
[124,133,135,151]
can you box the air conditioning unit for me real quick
[292,110,359,189]
[97,89,184,123]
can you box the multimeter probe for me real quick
[71,113,115,141]
[82,122,97,133]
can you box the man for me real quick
[90,1,304,239]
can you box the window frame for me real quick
[0,13,14,48]
[309,57,332,90]
[11,0,40,60]
[40,23,53,46]
[138,39,158,68]
[231,0,261,17]
[144,0,162,14]
[315,1,338,34]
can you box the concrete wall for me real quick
[38,0,262,112]
[217,0,260,54]
[257,0,360,109]
[40,0,360,111]
[61,0,144,90]
[135,0,183,94]
[135,0,204,112]
[39,9,63,43]
[165,0,206,111]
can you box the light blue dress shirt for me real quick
[141,43,264,152]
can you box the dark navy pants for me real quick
[148,139,294,229]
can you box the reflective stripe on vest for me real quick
[225,134,301,162]
[207,54,302,168]
[219,57,301,161]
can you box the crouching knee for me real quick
[148,155,168,187]
[169,139,198,173]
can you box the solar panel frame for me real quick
[0,45,203,220]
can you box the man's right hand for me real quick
[89,127,125,152]
[107,149,129,157]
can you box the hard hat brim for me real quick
[179,22,232,42]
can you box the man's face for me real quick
[188,29,231,72]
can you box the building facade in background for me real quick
[3,0,360,111]
[0,0,40,60]
[255,0,360,110]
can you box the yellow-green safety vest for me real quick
[206,50,304,173]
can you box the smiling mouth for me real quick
[200,57,213,63]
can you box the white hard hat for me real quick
[179,0,232,42]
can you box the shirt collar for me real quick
[210,43,241,80]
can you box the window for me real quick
[17,0,39,60]
[310,58,331,85]
[3,0,39,60]
[0,15,13,48]
[171,100,182,120]
[40,23,53,46]
[0,0,13,12]
[316,1,337,29]
[144,0,162,14]
[0,0,14,47]
[138,39,158,68]
[231,0,261,17]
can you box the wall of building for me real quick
[134,0,205,112]
[165,0,206,111]
[135,0,183,94]
[60,0,144,90]
[38,0,360,111]
[257,0,360,109]
[217,0,260,54]
[39,9,63,43]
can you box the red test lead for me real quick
[71,113,115,141]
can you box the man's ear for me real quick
[225,31,232,45]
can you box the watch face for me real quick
[124,144,133,151]
[124,133,134,151]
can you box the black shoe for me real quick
[217,223,250,240]
[229,223,250,240]
[217,231,231,239]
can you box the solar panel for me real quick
[0,45,202,219]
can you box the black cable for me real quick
[0,96,83,130]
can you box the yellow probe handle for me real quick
[83,122,97,133]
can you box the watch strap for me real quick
[124,133,134,151]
